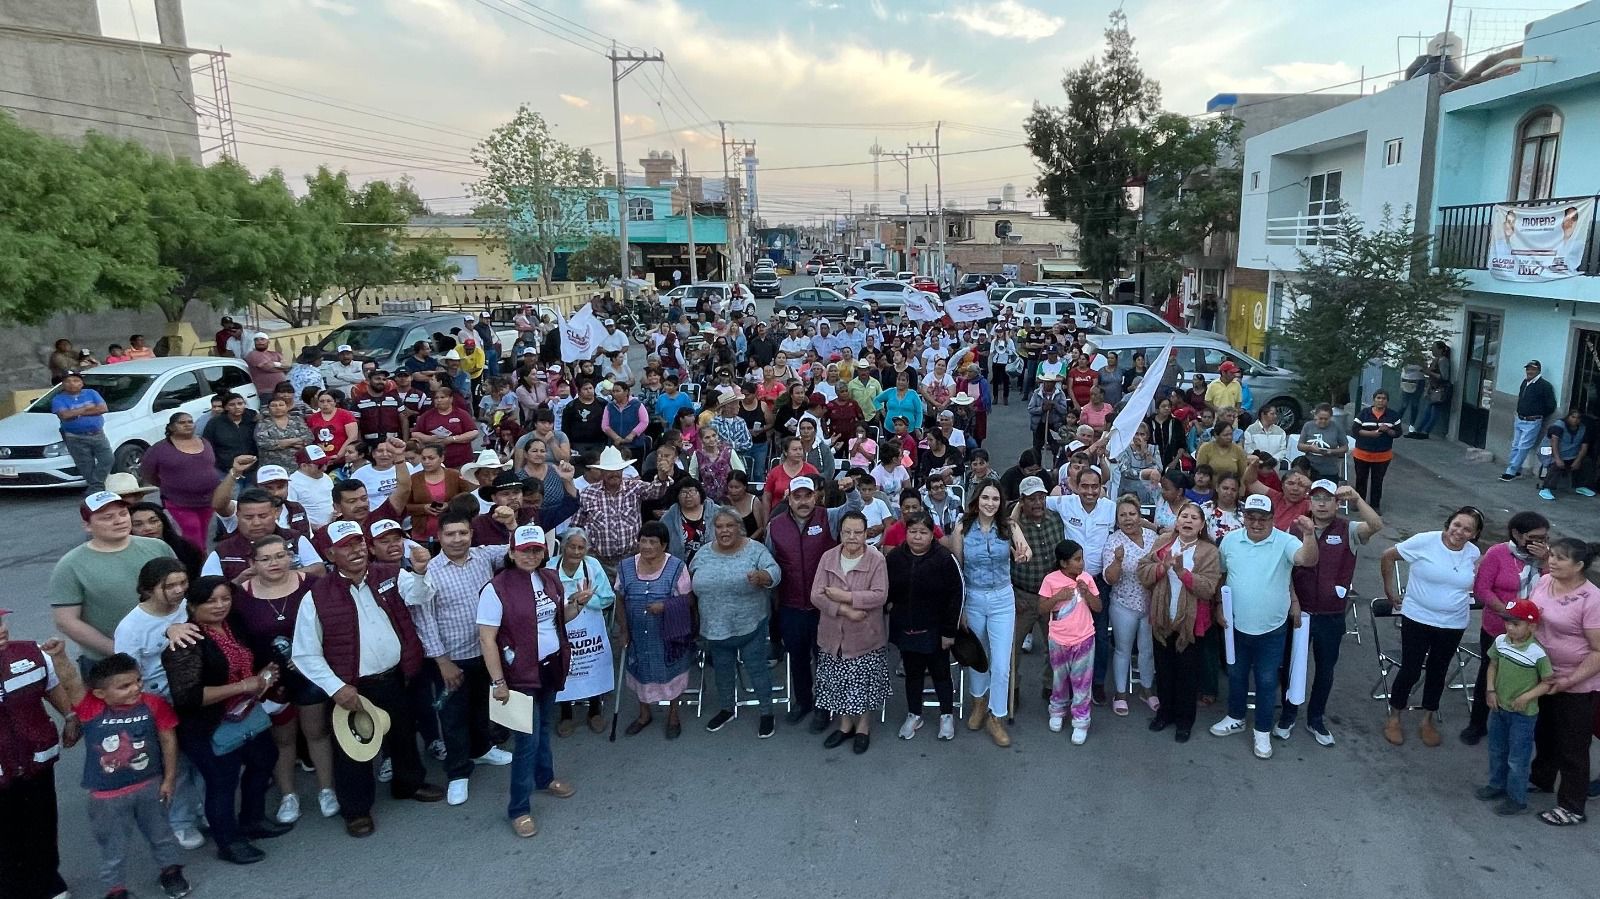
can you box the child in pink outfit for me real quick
[1039,539,1102,743]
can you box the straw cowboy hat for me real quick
[460,449,508,482]
[590,446,633,472]
[332,695,391,763]
[103,472,158,499]
[951,393,977,406]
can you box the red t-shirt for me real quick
[414,407,478,468]
[1068,368,1097,406]
[308,408,357,456]
[880,520,943,548]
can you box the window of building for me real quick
[445,254,480,280]
[586,198,610,222]
[627,197,654,221]
[1384,138,1403,167]
[1512,107,1562,201]
[1249,171,1260,190]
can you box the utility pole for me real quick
[907,138,937,277]
[719,121,737,282]
[836,188,853,256]
[681,148,698,285]
[878,148,911,272]
[609,43,663,289]
[934,121,944,284]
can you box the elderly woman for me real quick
[689,424,744,504]
[1139,501,1221,742]
[1103,495,1158,717]
[547,528,616,737]
[1118,424,1163,507]
[617,521,695,738]
[947,482,1032,747]
[1380,506,1484,748]
[688,507,782,739]
[1526,538,1600,826]
[887,511,963,742]
[162,576,292,865]
[480,524,591,838]
[811,512,890,754]
[1461,511,1551,745]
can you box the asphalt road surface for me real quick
[7,280,1595,898]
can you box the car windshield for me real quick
[27,373,155,414]
[318,324,406,356]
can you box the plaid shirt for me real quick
[710,414,753,451]
[1011,510,1064,594]
[576,477,674,561]
[417,545,504,659]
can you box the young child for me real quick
[855,472,894,545]
[75,653,190,899]
[1475,599,1552,815]
[1039,539,1102,745]
[1184,464,1215,505]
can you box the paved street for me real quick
[6,294,1597,898]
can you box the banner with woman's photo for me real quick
[1489,199,1593,282]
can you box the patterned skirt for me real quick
[815,647,892,715]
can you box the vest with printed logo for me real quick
[213,525,299,581]
[768,508,837,610]
[1291,516,1358,615]
[490,567,570,692]
[310,562,424,683]
[0,642,61,786]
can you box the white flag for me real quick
[1104,336,1176,460]
[559,303,608,363]
[945,291,991,324]
[902,290,942,322]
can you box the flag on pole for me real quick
[559,303,608,363]
[1104,336,1177,460]
[902,290,943,322]
[945,291,991,324]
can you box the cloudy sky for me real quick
[101,0,1552,224]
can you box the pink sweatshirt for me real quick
[1473,542,1536,638]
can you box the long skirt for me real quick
[815,647,892,716]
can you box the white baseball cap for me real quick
[325,520,365,547]
[788,476,817,494]
[337,344,353,353]
[512,524,547,551]
[368,518,402,539]
[256,465,290,484]
[1243,494,1273,514]
[1309,479,1339,496]
[82,490,125,514]
[1019,476,1047,496]
[253,332,270,341]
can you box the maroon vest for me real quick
[767,508,837,610]
[355,386,402,440]
[281,500,310,540]
[0,642,62,787]
[1292,516,1359,616]
[309,562,425,683]
[490,567,571,692]
[213,526,298,581]
[470,506,537,547]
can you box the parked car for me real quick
[958,272,1013,293]
[909,276,940,295]
[658,284,691,309]
[317,312,518,372]
[815,266,848,289]
[895,271,915,282]
[850,279,915,313]
[0,357,259,489]
[750,269,782,299]
[1006,294,1102,329]
[1090,304,1227,342]
[1086,333,1304,430]
[779,287,861,319]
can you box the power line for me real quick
[465,0,608,56]
[229,77,484,140]
[685,143,1026,176]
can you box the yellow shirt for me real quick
[460,346,486,379]
[1204,378,1242,411]
[1195,440,1248,481]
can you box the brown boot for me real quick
[1419,713,1441,747]
[985,714,1012,748]
[966,695,989,731]
[1384,712,1404,746]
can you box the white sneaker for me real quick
[1253,730,1273,759]
[428,739,447,761]
[1272,723,1294,741]
[377,758,393,783]
[1309,724,1336,747]
[897,713,923,740]
[1070,724,1088,745]
[937,714,955,740]
[1048,715,1064,733]
[172,826,205,850]
[317,788,340,818]
[475,746,514,766]
[1021,633,1035,654]
[446,778,470,806]
[1209,715,1246,737]
[275,792,301,824]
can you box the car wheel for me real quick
[112,442,147,475]
[1268,398,1303,434]
[784,305,804,318]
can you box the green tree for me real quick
[564,235,620,283]
[469,106,608,290]
[0,114,170,324]
[1024,10,1160,292]
[1274,207,1465,404]
[1134,113,1243,295]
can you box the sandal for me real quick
[1112,699,1129,717]
[1539,807,1587,827]
[1144,695,1161,713]
[511,815,537,838]
[624,717,651,737]
[555,718,576,738]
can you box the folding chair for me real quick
[1367,595,1404,702]
[731,649,791,717]
[1447,602,1485,712]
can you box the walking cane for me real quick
[608,637,629,743]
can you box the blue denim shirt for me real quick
[962,521,1012,586]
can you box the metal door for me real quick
[1458,311,1501,448]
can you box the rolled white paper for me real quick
[1286,611,1311,705]
[1221,585,1236,665]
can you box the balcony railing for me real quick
[1435,194,1600,275]
[1265,212,1342,246]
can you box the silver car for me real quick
[1087,334,1305,431]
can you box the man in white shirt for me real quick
[321,345,366,391]
[292,520,444,836]
[598,319,629,356]
[1044,464,1116,702]
[289,444,336,528]
[779,324,810,363]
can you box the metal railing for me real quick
[1265,212,1343,246]
[1435,194,1600,274]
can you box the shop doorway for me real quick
[1458,311,1502,448]
[1571,327,1600,420]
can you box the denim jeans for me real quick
[1486,708,1537,806]
[506,685,557,819]
[709,621,773,713]
[86,783,180,893]
[1228,623,1288,733]
[964,584,1016,717]
[1416,401,1442,436]
[1506,418,1543,475]
[178,726,275,848]
[1277,612,1345,730]
[1397,388,1422,426]
[63,430,113,492]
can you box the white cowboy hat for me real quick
[104,472,158,498]
[459,449,508,482]
[332,695,391,763]
[951,393,977,406]
[590,446,633,472]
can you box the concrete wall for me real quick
[0,0,99,32]
[9,306,229,397]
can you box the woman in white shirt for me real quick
[1378,506,1484,748]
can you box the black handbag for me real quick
[948,560,989,673]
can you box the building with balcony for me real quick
[1236,73,1442,363]
[1431,1,1600,450]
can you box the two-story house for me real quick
[1432,1,1600,449]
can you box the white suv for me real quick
[815,266,847,289]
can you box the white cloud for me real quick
[939,1,1063,42]
[308,0,357,14]
[559,93,591,109]
[869,0,888,20]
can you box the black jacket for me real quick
[1515,377,1557,419]
[886,543,963,654]
[202,411,259,472]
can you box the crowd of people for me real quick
[7,295,1600,899]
